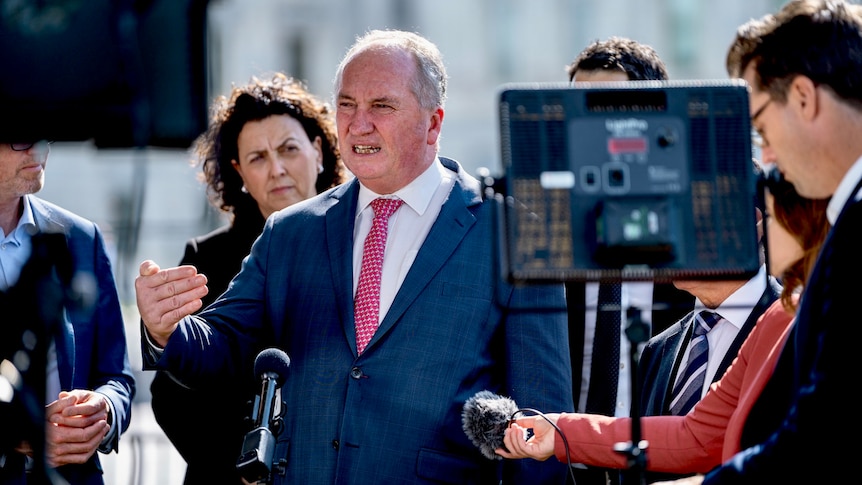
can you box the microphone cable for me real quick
[509,407,576,484]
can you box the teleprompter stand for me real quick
[612,306,650,485]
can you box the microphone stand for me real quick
[612,306,649,485]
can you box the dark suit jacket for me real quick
[551,298,795,473]
[144,158,574,485]
[635,273,781,483]
[565,281,694,485]
[0,196,135,485]
[566,282,695,413]
[702,195,862,484]
[150,206,265,484]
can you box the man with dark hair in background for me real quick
[685,1,862,482]
[564,35,695,485]
[566,36,669,83]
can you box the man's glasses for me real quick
[750,98,773,150]
[10,141,54,151]
[751,98,772,123]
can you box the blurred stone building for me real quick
[29,0,786,483]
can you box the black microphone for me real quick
[462,390,520,460]
[236,348,291,483]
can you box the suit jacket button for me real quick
[332,440,340,450]
[350,367,363,379]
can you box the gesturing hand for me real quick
[135,259,208,347]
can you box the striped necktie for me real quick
[669,310,723,415]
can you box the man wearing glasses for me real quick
[683,1,862,483]
[0,140,134,484]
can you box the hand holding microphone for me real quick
[461,390,521,460]
[496,413,560,462]
[462,390,561,462]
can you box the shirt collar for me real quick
[826,153,862,224]
[2,195,37,244]
[356,158,446,216]
[693,264,768,330]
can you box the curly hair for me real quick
[193,72,346,216]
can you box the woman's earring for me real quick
[241,185,249,193]
[317,164,324,174]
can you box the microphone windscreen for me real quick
[462,390,519,460]
[254,347,291,386]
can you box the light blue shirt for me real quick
[0,195,115,446]
[0,195,36,291]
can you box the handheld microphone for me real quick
[461,390,520,460]
[236,348,291,483]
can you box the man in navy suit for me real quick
[0,140,135,484]
[135,30,573,484]
[634,265,780,484]
[564,37,696,485]
[680,1,862,483]
[565,37,695,420]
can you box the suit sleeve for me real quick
[550,306,795,475]
[502,281,574,484]
[87,224,135,453]
[703,206,859,484]
[147,219,274,387]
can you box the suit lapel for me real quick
[28,196,66,235]
[325,182,363,352]
[28,197,76,388]
[374,180,476,341]
[659,313,693,413]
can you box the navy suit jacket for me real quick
[703,195,862,484]
[637,274,782,418]
[145,158,574,484]
[566,281,695,413]
[150,205,266,484]
[633,274,780,484]
[1,196,135,485]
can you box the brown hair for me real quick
[766,172,830,311]
[726,0,862,110]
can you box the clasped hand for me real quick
[33,390,110,467]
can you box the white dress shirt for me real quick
[353,158,455,322]
[678,264,768,399]
[827,154,862,224]
[580,281,654,417]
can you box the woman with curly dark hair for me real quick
[150,72,346,485]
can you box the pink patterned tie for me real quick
[354,197,403,354]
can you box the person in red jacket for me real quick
[496,170,829,478]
